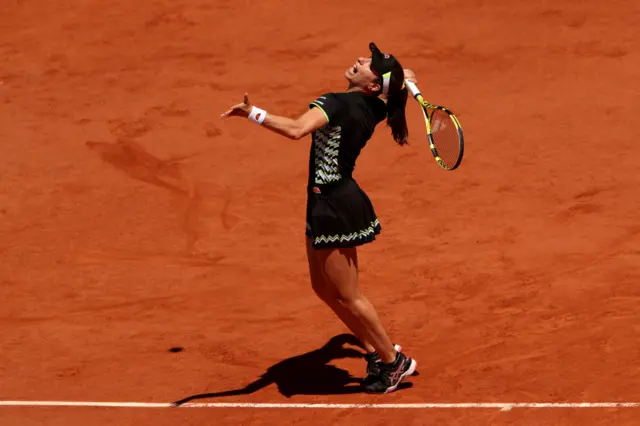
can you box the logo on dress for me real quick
[313,186,321,194]
[384,54,390,59]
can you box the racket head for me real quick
[425,107,464,171]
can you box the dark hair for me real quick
[386,86,409,145]
[368,43,408,145]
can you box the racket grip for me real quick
[404,80,421,98]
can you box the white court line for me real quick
[0,401,640,410]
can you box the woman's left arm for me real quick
[221,94,328,140]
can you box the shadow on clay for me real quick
[171,333,413,404]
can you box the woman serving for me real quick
[222,42,418,394]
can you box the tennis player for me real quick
[222,42,417,393]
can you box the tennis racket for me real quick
[404,80,464,171]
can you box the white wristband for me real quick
[248,106,267,124]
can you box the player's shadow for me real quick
[172,333,410,405]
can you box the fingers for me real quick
[220,93,251,119]
[403,68,418,84]
[221,106,240,118]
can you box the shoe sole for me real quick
[384,358,417,394]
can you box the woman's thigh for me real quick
[306,237,328,297]
[307,239,360,302]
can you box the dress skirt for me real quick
[305,178,381,249]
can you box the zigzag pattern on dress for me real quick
[313,125,342,184]
[315,146,339,157]
[313,219,380,245]
[316,169,341,183]
[316,157,338,171]
[315,165,341,183]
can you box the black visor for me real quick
[369,42,404,96]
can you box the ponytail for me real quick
[386,86,409,146]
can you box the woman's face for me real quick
[345,57,381,93]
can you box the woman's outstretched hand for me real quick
[221,93,252,118]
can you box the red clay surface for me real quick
[1,0,639,424]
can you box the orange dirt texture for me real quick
[1,0,639,425]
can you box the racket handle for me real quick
[404,80,421,98]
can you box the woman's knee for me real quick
[333,289,362,309]
[315,285,360,313]
[310,270,355,306]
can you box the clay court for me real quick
[1,0,639,424]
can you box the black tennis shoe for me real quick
[364,350,417,394]
[362,344,402,386]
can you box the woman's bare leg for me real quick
[306,238,376,353]
[306,237,396,363]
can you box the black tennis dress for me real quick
[305,91,388,249]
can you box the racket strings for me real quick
[430,110,461,168]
